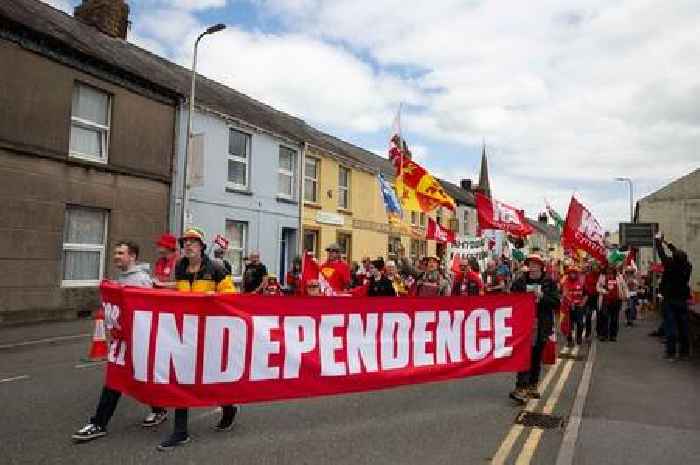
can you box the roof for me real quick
[639,168,700,203]
[1,0,474,206]
[526,219,561,242]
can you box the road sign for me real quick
[619,222,658,247]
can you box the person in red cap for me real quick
[319,243,352,293]
[509,253,560,403]
[153,233,178,288]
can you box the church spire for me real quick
[478,141,491,198]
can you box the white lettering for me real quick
[131,310,151,380]
[413,311,436,367]
[435,310,464,364]
[494,307,513,359]
[381,313,411,370]
[154,313,198,384]
[320,315,347,376]
[203,316,247,384]
[283,316,317,379]
[251,316,280,381]
[464,309,492,361]
[346,313,379,374]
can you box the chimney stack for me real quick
[460,179,472,191]
[74,0,129,39]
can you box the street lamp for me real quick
[181,23,226,233]
[614,176,634,223]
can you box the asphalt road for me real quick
[0,320,588,465]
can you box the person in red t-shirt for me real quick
[582,261,600,341]
[562,265,587,346]
[596,265,624,341]
[319,243,352,293]
[453,258,485,296]
[153,233,179,288]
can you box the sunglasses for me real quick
[307,284,320,289]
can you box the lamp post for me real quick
[181,23,226,233]
[615,176,634,223]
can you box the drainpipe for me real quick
[297,142,307,260]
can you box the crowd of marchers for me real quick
[70,226,692,451]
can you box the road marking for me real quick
[0,375,30,384]
[75,361,107,369]
[490,346,573,465]
[555,340,597,465]
[514,347,579,465]
[0,333,90,350]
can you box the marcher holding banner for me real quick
[509,254,560,404]
[160,227,238,451]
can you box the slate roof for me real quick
[1,0,474,206]
[526,219,561,242]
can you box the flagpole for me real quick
[397,103,404,205]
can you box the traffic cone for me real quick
[86,308,108,361]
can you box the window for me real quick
[410,239,427,260]
[227,128,250,189]
[388,236,402,259]
[62,206,108,287]
[303,229,319,257]
[278,146,297,198]
[436,208,443,226]
[304,157,319,203]
[337,232,352,261]
[70,83,110,162]
[225,220,248,277]
[420,213,426,227]
[338,166,351,209]
[463,210,469,235]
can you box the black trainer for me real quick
[157,435,191,451]
[214,406,239,432]
[72,423,107,442]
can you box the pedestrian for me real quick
[562,265,586,346]
[655,234,693,361]
[153,233,178,288]
[484,259,506,293]
[242,251,267,294]
[305,278,322,296]
[582,261,599,341]
[160,227,238,450]
[509,254,560,403]
[367,258,397,297]
[624,266,639,326]
[596,265,625,342]
[213,247,233,275]
[416,257,451,296]
[261,274,283,295]
[385,260,409,296]
[72,241,167,443]
[320,243,352,293]
[452,258,485,296]
[285,256,302,295]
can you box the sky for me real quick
[47,0,699,230]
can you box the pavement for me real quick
[0,313,695,465]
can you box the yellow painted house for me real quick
[300,140,473,265]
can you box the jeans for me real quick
[172,405,236,439]
[91,387,164,428]
[626,296,638,323]
[599,300,621,339]
[570,305,584,343]
[664,300,690,356]
[584,294,596,338]
[516,332,546,388]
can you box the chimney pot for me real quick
[460,179,472,191]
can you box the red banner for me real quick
[562,196,607,263]
[426,217,456,243]
[475,193,533,237]
[100,281,535,407]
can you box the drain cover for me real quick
[514,411,564,429]
[558,352,585,361]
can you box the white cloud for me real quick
[42,0,73,14]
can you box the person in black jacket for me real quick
[509,254,560,404]
[655,234,693,360]
[367,258,397,297]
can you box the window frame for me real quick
[69,82,111,164]
[303,229,319,258]
[226,127,252,191]
[225,219,248,279]
[338,165,351,210]
[277,145,297,199]
[61,206,108,288]
[304,157,320,203]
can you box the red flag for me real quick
[562,196,607,264]
[475,192,533,237]
[301,252,336,296]
[426,217,456,243]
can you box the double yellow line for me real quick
[491,346,580,465]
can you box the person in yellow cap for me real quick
[158,227,238,451]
